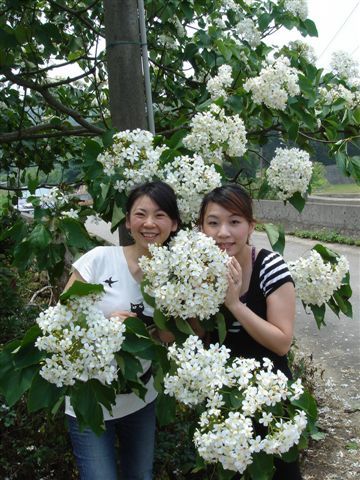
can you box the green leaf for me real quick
[263,223,285,255]
[111,202,125,231]
[226,94,243,114]
[280,445,299,463]
[303,19,318,37]
[309,303,326,329]
[332,291,353,318]
[70,380,106,435]
[216,312,227,344]
[288,192,306,212]
[84,139,103,163]
[175,318,195,335]
[122,333,155,359]
[59,280,104,304]
[140,282,156,308]
[312,244,339,263]
[153,308,168,330]
[248,451,274,480]
[258,13,273,30]
[58,218,95,249]
[115,351,142,382]
[291,390,317,421]
[349,156,360,184]
[27,372,65,412]
[1,364,39,407]
[124,316,150,337]
[156,392,176,426]
[28,224,52,249]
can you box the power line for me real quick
[318,1,360,58]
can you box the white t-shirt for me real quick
[65,246,157,420]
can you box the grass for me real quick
[313,183,360,195]
[255,224,360,246]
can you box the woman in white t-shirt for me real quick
[64,181,181,480]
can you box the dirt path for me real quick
[253,232,360,479]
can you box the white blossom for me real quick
[244,55,300,111]
[164,336,231,405]
[61,208,79,220]
[288,250,350,306]
[266,147,313,200]
[206,65,233,100]
[330,51,359,82]
[97,129,164,193]
[284,0,308,20]
[235,18,261,47]
[167,340,309,474]
[319,84,357,108]
[288,40,317,64]
[183,104,247,163]
[35,294,126,387]
[159,154,222,225]
[40,187,70,209]
[139,230,229,321]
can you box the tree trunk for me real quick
[103,0,147,245]
[103,0,147,131]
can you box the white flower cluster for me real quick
[164,336,231,405]
[61,208,79,220]
[166,336,307,474]
[330,51,359,82]
[284,0,308,20]
[288,40,317,64]
[266,147,313,200]
[35,294,126,387]
[206,64,233,100]
[183,104,247,163]
[139,229,229,321]
[244,55,300,110]
[288,250,349,306]
[160,154,222,225]
[97,129,164,193]
[235,18,261,47]
[40,187,70,209]
[319,84,357,108]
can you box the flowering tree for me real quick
[0,4,358,475]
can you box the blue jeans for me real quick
[67,401,156,480]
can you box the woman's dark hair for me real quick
[198,184,256,226]
[126,180,181,228]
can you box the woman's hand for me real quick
[224,257,243,309]
[109,311,137,323]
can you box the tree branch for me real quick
[3,69,105,135]
[48,0,104,38]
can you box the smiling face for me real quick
[201,201,254,260]
[126,194,178,253]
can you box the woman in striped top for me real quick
[199,184,302,479]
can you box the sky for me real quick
[270,0,360,70]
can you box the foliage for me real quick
[288,228,360,246]
[1,0,359,287]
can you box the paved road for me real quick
[86,217,360,407]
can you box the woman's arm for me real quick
[64,270,86,291]
[226,282,295,356]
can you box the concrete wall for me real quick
[254,199,360,237]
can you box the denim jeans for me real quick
[67,401,156,480]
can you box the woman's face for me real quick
[126,195,178,251]
[201,201,254,259]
